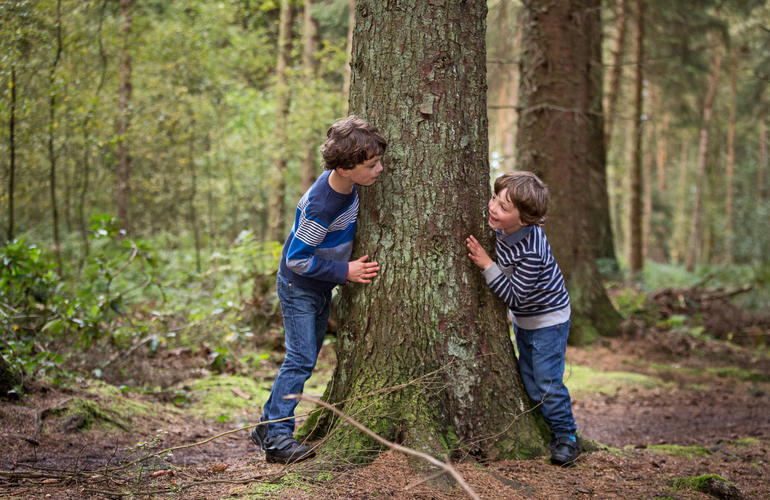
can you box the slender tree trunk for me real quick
[304,0,550,463]
[342,0,354,114]
[643,124,654,261]
[672,141,690,264]
[587,0,617,264]
[604,0,627,150]
[7,64,16,243]
[686,42,722,272]
[188,122,201,273]
[757,116,767,202]
[628,0,644,274]
[300,0,320,192]
[725,47,737,264]
[48,0,63,276]
[516,0,621,342]
[116,0,133,233]
[655,110,670,193]
[267,0,293,242]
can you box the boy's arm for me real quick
[466,234,538,310]
[484,253,542,310]
[285,211,349,283]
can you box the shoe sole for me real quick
[265,451,316,464]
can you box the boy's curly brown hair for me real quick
[494,171,549,226]
[321,115,387,171]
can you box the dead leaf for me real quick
[152,469,172,477]
[209,464,228,473]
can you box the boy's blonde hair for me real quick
[321,115,387,170]
[494,171,548,226]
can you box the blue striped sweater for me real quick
[482,225,571,329]
[279,170,358,292]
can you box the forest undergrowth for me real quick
[1,233,769,499]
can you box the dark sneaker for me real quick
[550,436,581,466]
[264,434,316,464]
[250,423,268,452]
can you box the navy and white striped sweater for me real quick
[279,170,358,293]
[482,225,571,329]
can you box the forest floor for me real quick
[1,300,769,499]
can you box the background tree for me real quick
[516,0,622,342]
[628,0,644,274]
[116,0,132,232]
[266,0,294,242]
[303,0,550,462]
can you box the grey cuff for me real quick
[482,263,502,284]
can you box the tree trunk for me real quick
[628,0,644,274]
[516,0,622,343]
[188,120,201,273]
[686,42,722,272]
[7,64,16,243]
[586,0,617,265]
[300,0,320,193]
[725,47,737,264]
[116,0,132,233]
[267,0,293,242]
[0,356,20,397]
[672,141,690,264]
[604,0,627,151]
[342,0,354,114]
[757,116,767,203]
[48,0,63,276]
[303,0,550,463]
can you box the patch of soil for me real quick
[1,329,768,499]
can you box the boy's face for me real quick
[488,188,525,235]
[341,155,383,186]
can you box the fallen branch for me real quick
[286,393,481,500]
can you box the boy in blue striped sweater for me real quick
[466,171,580,466]
[251,116,387,464]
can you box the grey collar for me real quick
[497,225,534,246]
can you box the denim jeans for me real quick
[514,320,577,437]
[261,273,331,438]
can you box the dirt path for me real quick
[1,332,768,499]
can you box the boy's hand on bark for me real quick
[347,255,380,283]
[466,235,493,270]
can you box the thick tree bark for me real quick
[672,141,690,264]
[116,0,132,233]
[686,42,722,272]
[516,0,621,343]
[300,0,320,193]
[303,0,550,463]
[267,0,293,242]
[628,0,644,274]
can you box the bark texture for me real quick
[303,0,549,463]
[516,0,621,342]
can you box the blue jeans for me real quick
[514,320,577,438]
[261,273,331,438]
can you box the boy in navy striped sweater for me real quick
[466,171,580,466]
[251,116,387,464]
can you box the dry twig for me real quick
[287,393,481,500]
